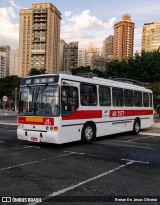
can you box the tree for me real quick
[29,68,47,76]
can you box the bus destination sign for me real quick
[21,75,59,86]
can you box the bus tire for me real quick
[133,119,140,135]
[81,123,96,143]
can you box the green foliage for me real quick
[106,49,160,82]
[71,66,105,77]
[105,49,160,106]
[29,68,47,76]
[0,75,22,104]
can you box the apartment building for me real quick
[113,14,134,60]
[9,49,19,76]
[59,39,67,70]
[64,42,78,71]
[102,35,114,59]
[0,45,10,78]
[19,3,61,77]
[142,22,160,52]
[78,48,86,67]
[85,43,99,66]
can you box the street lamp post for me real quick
[15,87,18,111]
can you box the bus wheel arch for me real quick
[133,118,141,135]
[81,121,96,143]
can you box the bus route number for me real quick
[111,110,125,117]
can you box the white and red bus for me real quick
[17,73,154,144]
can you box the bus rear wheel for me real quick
[133,119,140,135]
[81,123,96,143]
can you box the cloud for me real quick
[0,6,19,49]
[61,10,116,48]
[67,10,116,30]
[64,11,72,17]
[8,0,22,10]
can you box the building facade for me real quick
[59,39,67,70]
[102,35,114,59]
[64,42,78,71]
[113,14,134,61]
[85,43,99,66]
[9,49,19,76]
[19,3,61,77]
[0,45,10,78]
[78,48,86,67]
[142,22,160,52]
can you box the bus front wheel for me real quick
[133,119,140,135]
[81,123,96,143]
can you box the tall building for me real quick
[85,43,99,66]
[0,52,6,78]
[113,14,134,60]
[78,48,86,67]
[142,22,160,52]
[102,35,114,59]
[64,42,78,71]
[9,49,19,76]
[0,45,10,77]
[59,39,67,70]
[19,3,61,77]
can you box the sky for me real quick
[0,0,160,52]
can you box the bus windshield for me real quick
[19,85,60,117]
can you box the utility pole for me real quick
[15,87,17,111]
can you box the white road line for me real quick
[126,135,157,142]
[59,151,85,157]
[139,132,160,137]
[0,141,5,144]
[28,159,147,205]
[0,151,84,171]
[0,123,17,125]
[11,146,40,150]
[0,157,54,171]
[121,158,149,164]
[0,146,40,152]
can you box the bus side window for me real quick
[80,84,97,106]
[99,86,111,106]
[134,91,142,107]
[61,86,79,116]
[124,90,134,107]
[150,93,153,107]
[143,93,149,107]
[112,88,124,107]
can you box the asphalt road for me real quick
[0,123,160,205]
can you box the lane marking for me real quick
[27,159,149,205]
[0,157,54,171]
[127,135,158,142]
[139,132,160,137]
[59,151,85,157]
[0,146,40,152]
[0,123,17,125]
[121,158,149,164]
[0,151,84,171]
[0,141,5,144]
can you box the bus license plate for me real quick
[29,137,40,142]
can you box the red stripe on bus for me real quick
[62,110,102,120]
[110,110,153,118]
[18,116,54,125]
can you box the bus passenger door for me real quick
[61,85,79,117]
